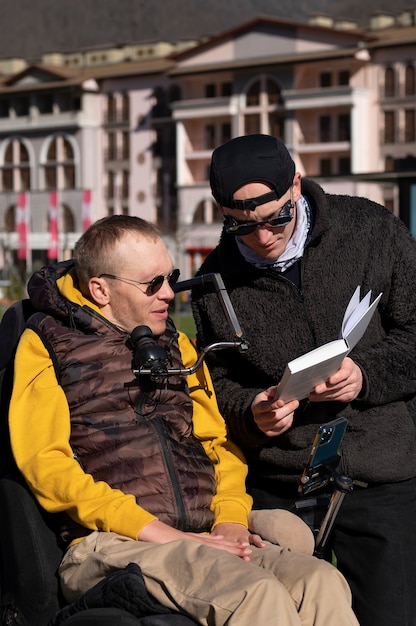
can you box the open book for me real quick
[275,287,382,403]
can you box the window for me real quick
[192,199,219,224]
[2,168,13,191]
[205,84,216,98]
[244,76,284,138]
[246,82,260,107]
[221,123,231,143]
[320,158,332,176]
[56,89,79,109]
[56,93,72,112]
[319,116,331,142]
[4,142,13,164]
[5,205,15,231]
[338,71,350,86]
[45,166,57,189]
[244,114,260,135]
[121,93,130,122]
[42,135,76,190]
[122,131,130,160]
[338,157,351,175]
[62,205,75,233]
[384,67,395,98]
[107,94,116,122]
[0,99,9,118]
[63,165,75,189]
[384,111,395,143]
[221,82,232,97]
[63,138,73,161]
[107,133,117,160]
[13,97,29,117]
[268,113,284,138]
[385,156,395,172]
[169,84,181,103]
[320,72,332,88]
[107,172,115,199]
[204,124,215,150]
[337,114,350,141]
[1,139,32,192]
[37,94,54,114]
[20,167,31,190]
[47,139,56,161]
[405,64,415,96]
[121,171,129,199]
[405,109,415,143]
[20,143,29,162]
[266,79,282,105]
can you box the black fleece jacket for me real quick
[192,178,416,487]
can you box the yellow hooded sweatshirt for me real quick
[9,271,252,542]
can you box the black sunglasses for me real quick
[99,268,180,296]
[223,199,294,236]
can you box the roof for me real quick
[0,58,176,95]
[0,0,414,61]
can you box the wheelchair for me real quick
[0,416,351,625]
[0,275,352,624]
[0,470,200,626]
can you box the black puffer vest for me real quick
[27,261,216,542]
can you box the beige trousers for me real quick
[59,532,359,626]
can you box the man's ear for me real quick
[292,173,302,202]
[88,277,110,306]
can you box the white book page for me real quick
[275,287,382,402]
[342,291,382,350]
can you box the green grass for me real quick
[171,313,196,340]
[0,302,10,321]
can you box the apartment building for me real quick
[170,13,416,275]
[0,11,415,283]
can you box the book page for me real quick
[275,287,382,402]
[342,291,382,350]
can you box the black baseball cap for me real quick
[210,134,296,210]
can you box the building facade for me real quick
[0,10,415,285]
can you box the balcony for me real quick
[172,96,237,120]
[283,86,353,111]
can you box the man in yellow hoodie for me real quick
[9,215,358,626]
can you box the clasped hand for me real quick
[252,357,363,437]
[138,520,265,562]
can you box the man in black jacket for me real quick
[192,133,416,626]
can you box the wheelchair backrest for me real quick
[0,472,64,624]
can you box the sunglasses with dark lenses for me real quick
[99,268,180,295]
[224,199,294,236]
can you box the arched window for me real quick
[246,81,261,106]
[192,199,222,224]
[42,135,76,190]
[1,138,32,192]
[243,76,285,138]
